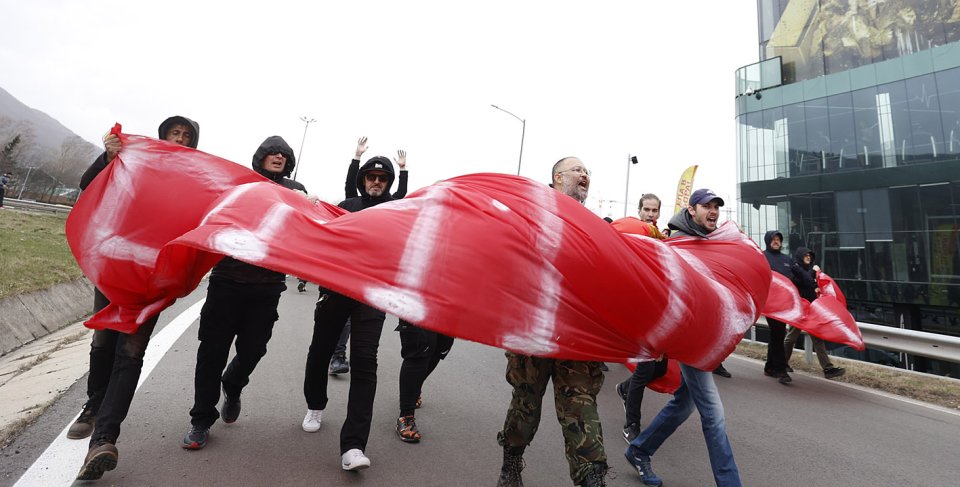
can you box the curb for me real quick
[0,278,93,357]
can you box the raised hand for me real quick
[355,136,369,159]
[394,149,407,170]
[103,133,122,161]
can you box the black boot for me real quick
[496,447,525,487]
[579,462,608,487]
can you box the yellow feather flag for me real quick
[673,165,698,215]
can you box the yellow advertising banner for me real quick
[673,165,698,215]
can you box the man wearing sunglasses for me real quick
[180,136,308,452]
[301,154,398,471]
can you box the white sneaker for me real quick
[341,448,371,471]
[302,409,322,433]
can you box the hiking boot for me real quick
[297,280,306,293]
[579,462,608,487]
[778,372,793,384]
[181,426,209,450]
[396,415,422,443]
[221,386,241,423]
[824,367,846,379]
[329,354,349,375]
[67,404,97,440]
[763,368,778,378]
[622,422,642,444]
[713,363,732,378]
[625,446,663,486]
[76,438,118,481]
[496,448,525,487]
[302,409,323,432]
[341,448,371,471]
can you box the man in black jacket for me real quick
[763,230,797,384]
[301,155,398,471]
[784,248,846,379]
[74,116,199,481]
[181,136,308,451]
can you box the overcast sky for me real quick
[0,1,759,219]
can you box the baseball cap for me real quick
[689,188,725,207]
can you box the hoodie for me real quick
[666,209,713,238]
[338,156,396,213]
[792,247,819,302]
[763,230,796,278]
[209,136,310,286]
[249,135,306,192]
[80,115,202,190]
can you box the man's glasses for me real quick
[265,148,288,158]
[559,166,591,177]
[365,173,389,183]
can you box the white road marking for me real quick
[14,298,206,487]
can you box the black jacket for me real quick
[80,115,201,190]
[345,158,407,200]
[338,157,396,213]
[792,247,819,302]
[763,230,797,278]
[210,136,308,286]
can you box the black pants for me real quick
[0,187,5,206]
[189,279,283,429]
[333,318,351,356]
[398,322,454,416]
[304,292,384,454]
[764,318,788,374]
[620,358,668,427]
[87,288,159,446]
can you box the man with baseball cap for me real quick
[624,188,742,487]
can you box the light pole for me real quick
[624,155,639,217]
[491,104,525,175]
[292,116,316,181]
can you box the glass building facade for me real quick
[737,0,960,376]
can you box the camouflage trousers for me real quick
[497,352,606,484]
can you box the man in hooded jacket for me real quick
[762,230,798,384]
[625,188,742,487]
[784,247,847,379]
[180,136,308,451]
[301,156,398,471]
[73,116,200,481]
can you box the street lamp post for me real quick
[292,116,316,181]
[491,104,525,175]
[624,155,639,217]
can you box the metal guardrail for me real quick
[753,317,960,364]
[2,198,72,214]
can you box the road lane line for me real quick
[14,299,205,487]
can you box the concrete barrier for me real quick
[0,278,93,356]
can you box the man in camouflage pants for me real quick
[496,157,608,487]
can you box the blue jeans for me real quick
[628,363,741,486]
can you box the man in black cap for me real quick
[625,188,742,487]
[73,116,199,481]
[180,136,308,451]
[300,154,399,471]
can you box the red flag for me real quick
[67,131,774,369]
[761,272,863,350]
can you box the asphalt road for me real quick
[3,277,959,486]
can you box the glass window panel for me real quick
[827,92,858,171]
[904,74,944,163]
[783,102,807,176]
[836,190,865,248]
[876,80,910,167]
[935,67,960,158]
[863,188,893,242]
[852,86,882,169]
[804,98,830,174]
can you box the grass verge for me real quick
[0,210,81,299]
[735,341,960,410]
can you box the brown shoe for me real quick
[76,440,118,481]
[66,407,96,440]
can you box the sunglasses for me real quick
[365,173,389,183]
